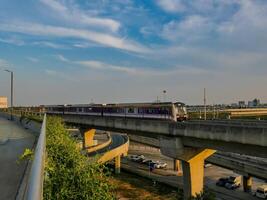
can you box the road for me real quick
[126,148,265,200]
[88,133,127,156]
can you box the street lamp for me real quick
[4,69,13,120]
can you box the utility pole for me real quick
[213,104,215,119]
[163,90,166,102]
[204,88,206,120]
[4,70,13,120]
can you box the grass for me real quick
[110,171,181,200]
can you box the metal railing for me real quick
[25,114,46,200]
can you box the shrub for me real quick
[44,117,115,200]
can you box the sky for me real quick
[0,0,267,106]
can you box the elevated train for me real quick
[45,102,188,122]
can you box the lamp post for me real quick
[4,70,13,120]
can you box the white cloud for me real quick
[56,54,69,62]
[33,41,67,49]
[27,57,39,62]
[44,69,78,82]
[162,15,212,41]
[0,21,149,53]
[0,37,25,46]
[156,0,185,13]
[77,60,137,74]
[40,0,121,32]
[0,59,9,68]
[218,0,267,34]
[76,59,208,76]
[45,69,57,75]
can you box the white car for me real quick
[129,155,145,162]
[154,161,167,169]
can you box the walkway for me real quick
[0,117,36,200]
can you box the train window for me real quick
[128,108,134,113]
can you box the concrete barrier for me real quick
[86,132,112,154]
[98,135,129,164]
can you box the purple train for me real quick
[45,102,188,122]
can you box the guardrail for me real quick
[25,114,46,200]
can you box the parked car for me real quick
[142,159,154,165]
[256,185,267,199]
[204,162,212,168]
[154,161,167,169]
[225,176,241,189]
[129,154,145,162]
[216,177,229,187]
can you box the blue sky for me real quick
[0,0,267,106]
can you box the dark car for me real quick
[142,159,154,165]
[216,178,229,187]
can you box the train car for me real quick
[45,102,188,121]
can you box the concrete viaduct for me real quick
[55,114,267,199]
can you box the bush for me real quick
[44,117,115,200]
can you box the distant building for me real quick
[248,98,260,107]
[238,101,246,108]
[253,98,260,107]
[248,101,254,108]
[0,96,8,108]
[231,103,238,108]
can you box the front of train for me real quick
[174,102,188,121]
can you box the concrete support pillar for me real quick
[173,159,182,174]
[115,155,121,174]
[80,128,96,149]
[243,175,252,192]
[181,149,215,200]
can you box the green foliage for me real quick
[18,148,34,163]
[44,116,115,200]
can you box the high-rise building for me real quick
[252,98,260,107]
[0,96,8,108]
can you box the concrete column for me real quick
[80,128,96,149]
[115,155,121,174]
[173,159,182,174]
[181,149,215,200]
[243,175,252,192]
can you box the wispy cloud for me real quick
[32,41,67,49]
[0,21,150,53]
[27,57,39,62]
[77,60,137,74]
[76,59,208,76]
[44,69,78,82]
[156,0,185,13]
[56,54,69,62]
[161,15,212,41]
[40,0,121,32]
[0,59,10,68]
[0,37,25,46]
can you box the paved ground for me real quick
[0,117,36,200]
